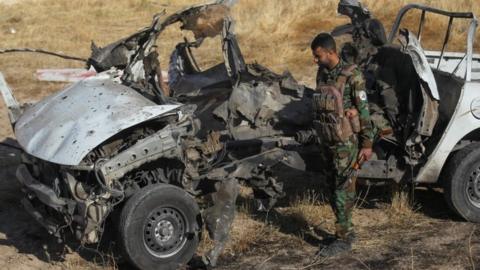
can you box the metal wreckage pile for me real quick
[0,1,314,269]
[1,0,466,269]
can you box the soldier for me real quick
[335,0,396,138]
[310,33,374,256]
[335,0,387,67]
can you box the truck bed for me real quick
[425,50,480,81]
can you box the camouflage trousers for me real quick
[324,138,359,240]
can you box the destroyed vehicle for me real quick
[205,5,480,231]
[353,4,480,224]
[0,1,311,269]
[0,2,480,269]
[323,4,480,223]
[324,4,480,222]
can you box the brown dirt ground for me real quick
[0,143,478,270]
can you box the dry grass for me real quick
[197,190,324,258]
[283,190,334,231]
[197,206,287,258]
[197,211,266,255]
[0,0,478,93]
[225,212,278,254]
[0,0,478,138]
[61,256,117,270]
[282,187,420,231]
[195,185,424,258]
[389,190,418,223]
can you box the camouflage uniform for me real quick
[336,0,387,68]
[315,60,374,239]
[341,18,386,67]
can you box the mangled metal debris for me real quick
[1,2,480,270]
[0,1,311,269]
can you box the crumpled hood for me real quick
[15,77,180,166]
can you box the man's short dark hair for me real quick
[311,33,336,52]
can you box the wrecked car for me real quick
[0,1,310,269]
[0,2,479,270]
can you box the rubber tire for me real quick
[119,184,201,270]
[443,143,480,223]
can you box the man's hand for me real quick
[345,108,358,119]
[345,108,358,118]
[358,147,373,161]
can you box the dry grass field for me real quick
[0,0,479,269]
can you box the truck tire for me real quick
[119,183,201,270]
[443,143,480,223]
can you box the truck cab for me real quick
[358,4,480,222]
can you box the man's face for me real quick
[312,47,332,67]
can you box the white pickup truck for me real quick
[331,4,480,223]
[385,5,480,222]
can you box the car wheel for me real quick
[443,143,480,223]
[119,183,201,270]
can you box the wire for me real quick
[0,48,87,62]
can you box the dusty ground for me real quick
[0,143,478,270]
[0,0,479,269]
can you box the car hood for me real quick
[15,77,181,166]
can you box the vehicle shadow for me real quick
[411,186,462,221]
[238,163,464,249]
[0,140,65,262]
[0,139,128,269]
[0,136,464,269]
[356,181,462,222]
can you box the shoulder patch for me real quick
[357,90,367,101]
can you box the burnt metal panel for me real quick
[15,77,180,166]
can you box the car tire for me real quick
[119,183,201,270]
[443,143,480,223]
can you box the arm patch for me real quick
[357,90,367,101]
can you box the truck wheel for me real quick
[443,143,480,223]
[119,183,201,270]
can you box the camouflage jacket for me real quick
[340,18,387,68]
[316,60,374,148]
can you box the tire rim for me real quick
[467,168,480,208]
[143,207,188,258]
